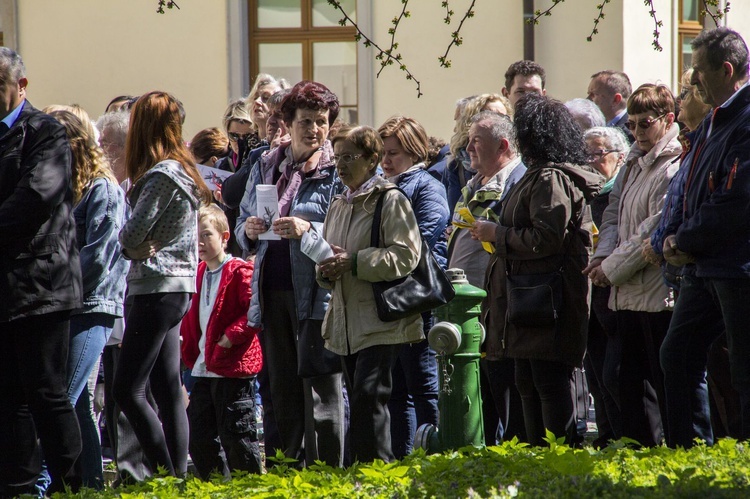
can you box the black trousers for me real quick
[188,377,262,479]
[103,343,156,484]
[343,344,400,463]
[112,292,190,477]
[261,290,345,467]
[0,311,82,497]
[514,358,576,446]
[617,309,671,447]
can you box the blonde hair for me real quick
[43,104,97,142]
[221,99,253,134]
[449,93,512,157]
[46,109,117,204]
[199,204,230,238]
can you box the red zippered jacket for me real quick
[181,258,262,377]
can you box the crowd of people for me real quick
[1,25,750,496]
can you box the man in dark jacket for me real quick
[660,27,750,447]
[0,47,83,496]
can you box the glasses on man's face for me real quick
[626,114,667,131]
[586,149,617,162]
[333,153,363,165]
[228,132,251,143]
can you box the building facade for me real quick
[0,0,745,141]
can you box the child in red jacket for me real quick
[181,204,263,479]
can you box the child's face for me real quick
[198,219,228,269]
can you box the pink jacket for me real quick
[181,258,262,378]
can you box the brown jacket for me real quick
[482,162,602,367]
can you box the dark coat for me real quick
[0,101,82,321]
[482,162,602,367]
[675,84,750,278]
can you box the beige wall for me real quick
[16,0,230,140]
[622,0,674,89]
[368,0,523,142]
[535,0,624,101]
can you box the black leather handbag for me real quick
[505,269,563,328]
[370,189,455,322]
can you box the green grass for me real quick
[49,436,750,498]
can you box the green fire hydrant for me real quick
[415,268,486,453]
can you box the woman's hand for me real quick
[124,239,161,260]
[470,220,498,243]
[319,245,352,281]
[273,216,311,239]
[217,334,233,348]
[642,238,663,266]
[244,216,268,240]
[588,265,612,287]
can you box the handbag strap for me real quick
[370,187,410,248]
[370,190,386,248]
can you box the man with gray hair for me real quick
[96,110,130,184]
[659,26,750,447]
[0,47,83,495]
[447,111,527,444]
[587,70,634,143]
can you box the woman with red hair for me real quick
[113,91,211,478]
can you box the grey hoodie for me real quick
[119,159,202,295]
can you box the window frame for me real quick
[677,0,705,75]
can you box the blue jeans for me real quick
[388,339,439,459]
[660,274,723,448]
[707,277,750,440]
[68,313,113,404]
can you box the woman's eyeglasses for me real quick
[333,154,363,164]
[586,149,617,162]
[228,132,251,143]
[625,114,667,131]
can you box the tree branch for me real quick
[156,0,179,14]
[328,0,422,97]
[438,0,476,68]
[644,0,664,52]
[532,0,567,23]
[586,0,611,42]
[701,0,731,27]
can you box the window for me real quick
[678,0,704,75]
[250,0,359,124]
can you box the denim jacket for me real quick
[73,177,129,316]
[235,141,344,327]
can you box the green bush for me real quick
[49,436,750,498]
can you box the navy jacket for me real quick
[675,84,750,278]
[393,167,450,268]
[0,101,83,320]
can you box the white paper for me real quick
[300,229,334,264]
[256,184,281,240]
[197,164,232,191]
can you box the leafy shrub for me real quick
[51,437,750,498]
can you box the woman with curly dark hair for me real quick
[474,93,602,446]
[235,81,345,467]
